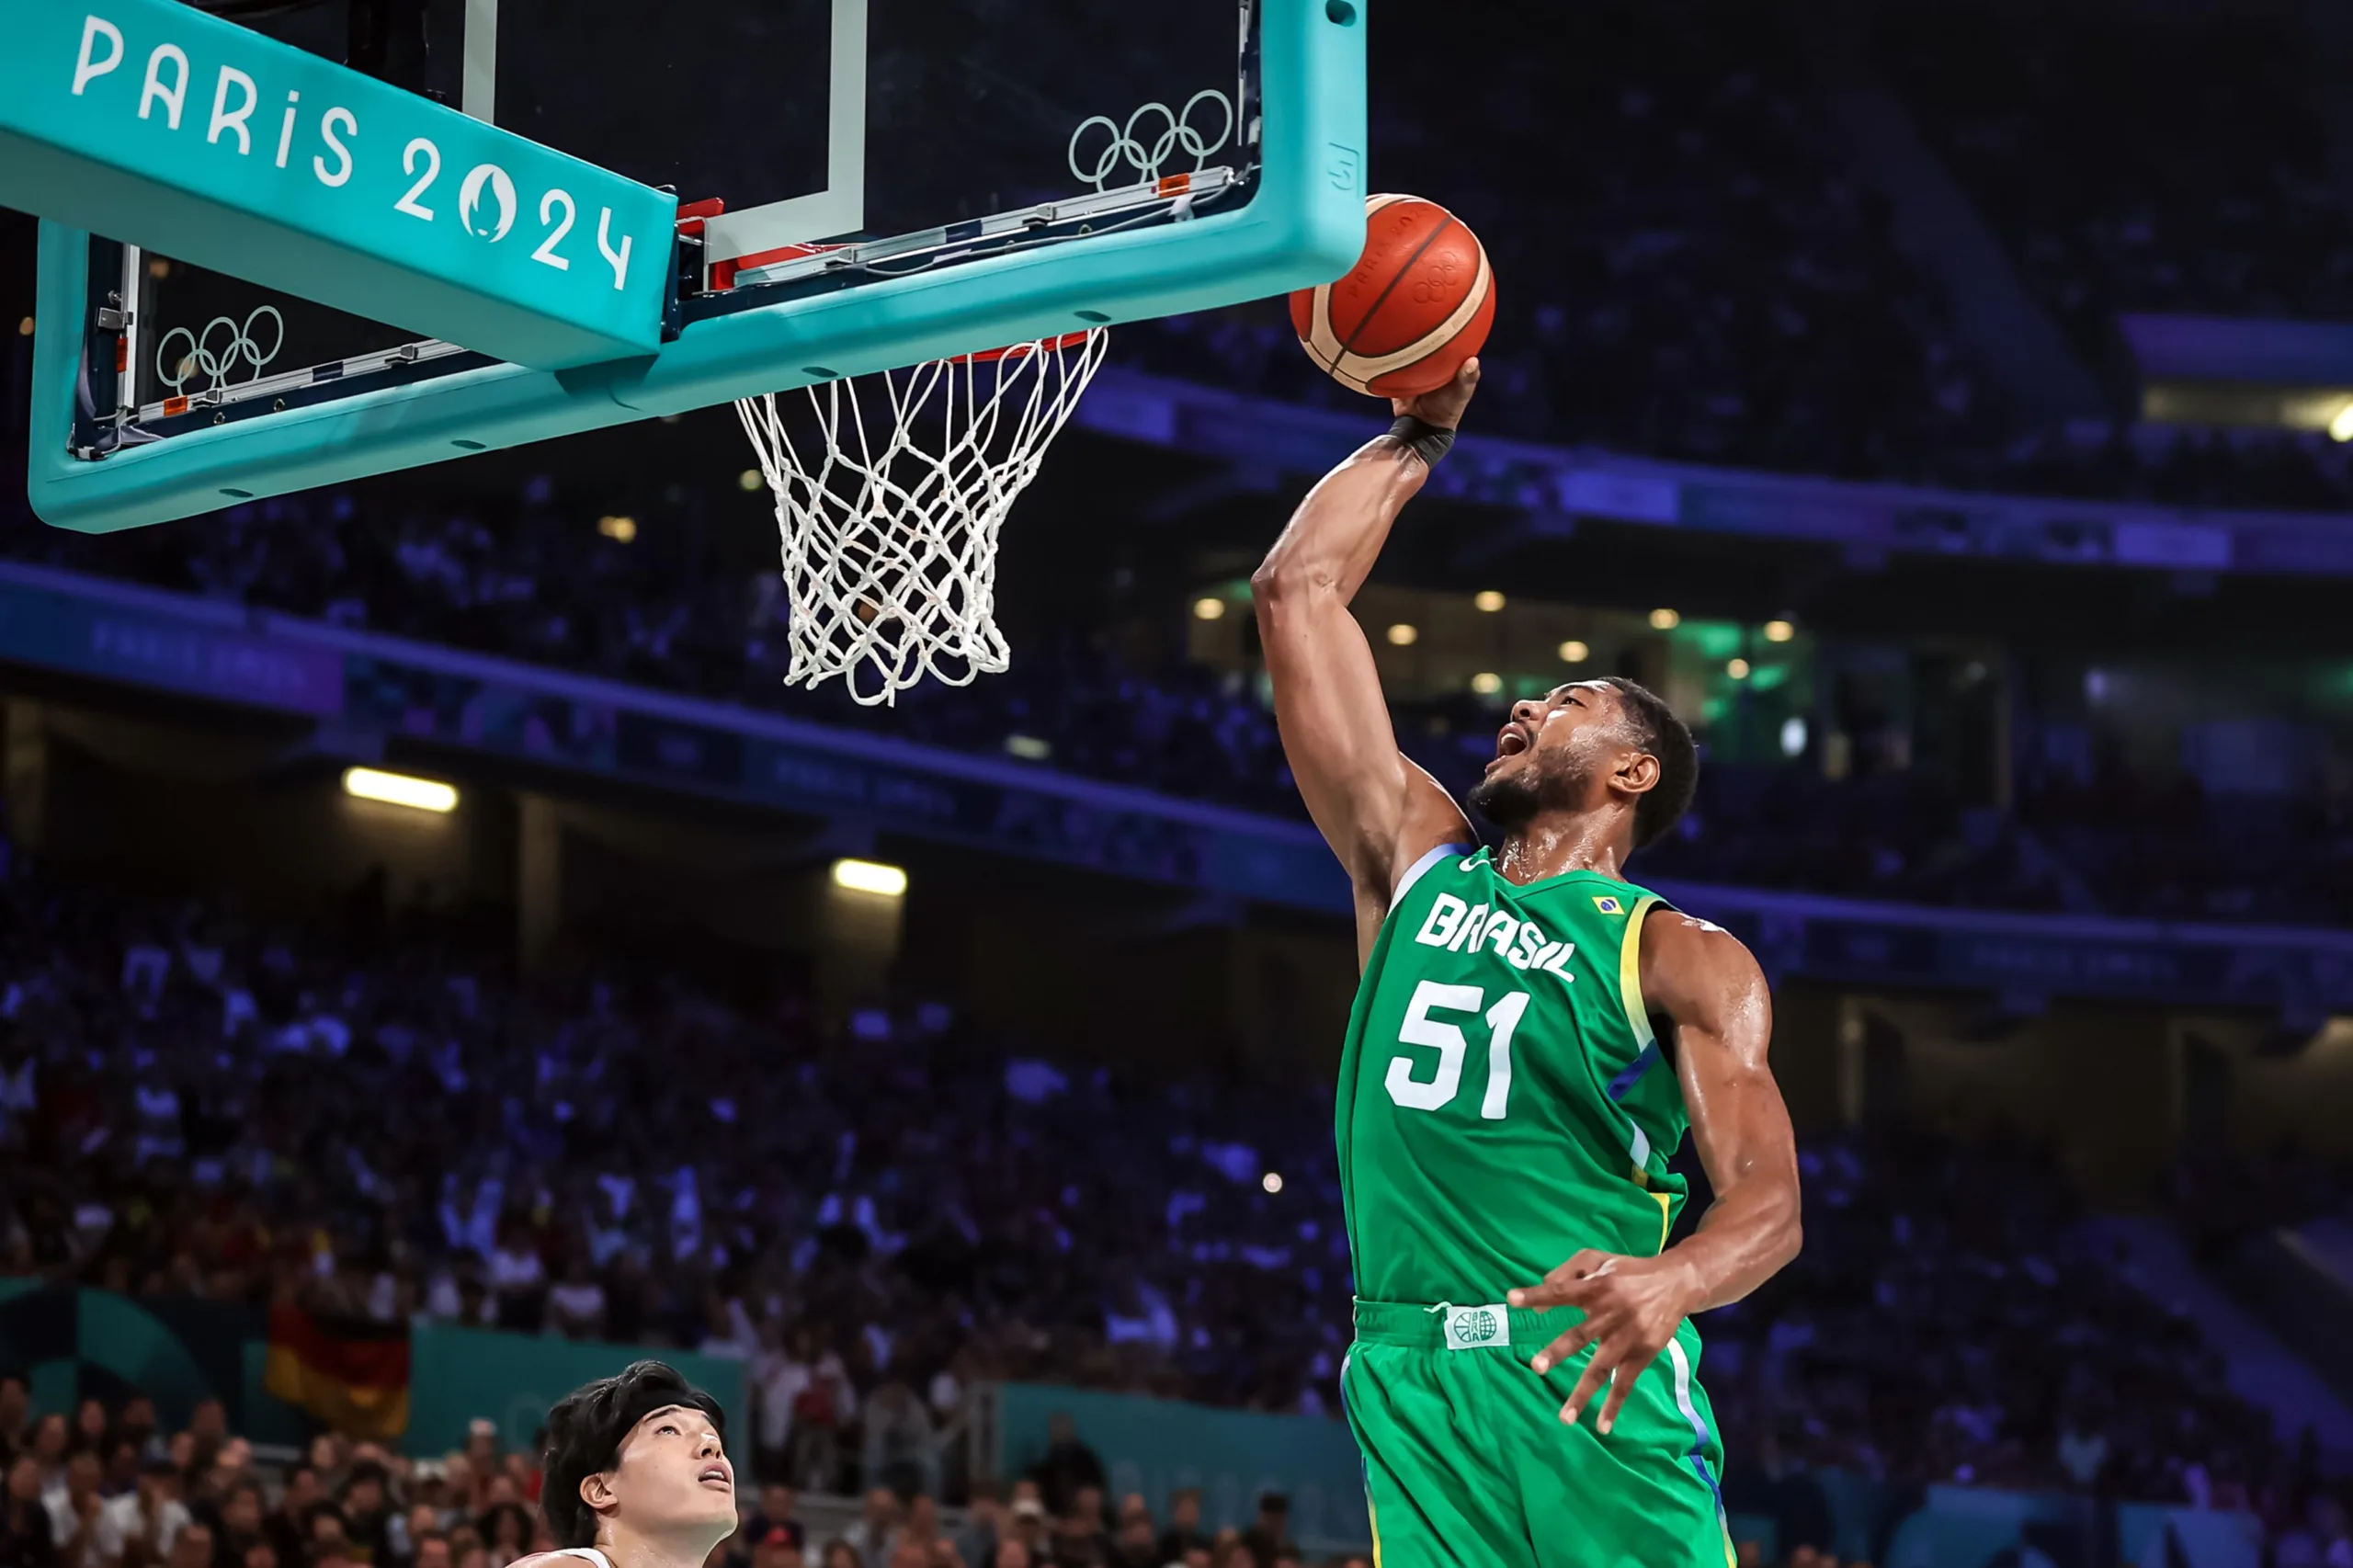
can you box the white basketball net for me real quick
[735,329,1109,705]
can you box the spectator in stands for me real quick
[841,1491,899,1568]
[1154,1492,1205,1566]
[112,1405,156,1469]
[260,1471,315,1568]
[163,1524,211,1568]
[0,1384,26,1469]
[745,1327,809,1483]
[1048,1488,1107,1568]
[546,1258,608,1343]
[391,1503,438,1562]
[858,1388,937,1506]
[473,1506,529,1566]
[340,1468,393,1567]
[783,1343,853,1497]
[887,1497,947,1568]
[949,1484,999,1568]
[45,1456,102,1568]
[1,1458,58,1568]
[211,1483,267,1567]
[305,1504,354,1566]
[461,1428,498,1492]
[999,1497,1050,1568]
[745,1528,797,1568]
[1238,1498,1292,1568]
[25,1422,66,1500]
[1027,1419,1103,1520]
[739,1488,800,1562]
[1104,1497,1155,1568]
[97,1458,188,1568]
[65,1408,104,1469]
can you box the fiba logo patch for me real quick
[1442,1303,1506,1350]
[460,164,518,242]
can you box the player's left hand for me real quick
[1509,1249,1702,1434]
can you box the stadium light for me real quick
[2333,403,2353,444]
[1262,1172,1284,1194]
[1557,640,1589,664]
[597,516,638,542]
[1779,717,1808,757]
[1473,590,1506,612]
[342,767,458,814]
[1386,623,1418,646]
[1193,597,1227,621]
[738,469,765,492]
[1727,659,1751,679]
[1471,672,1503,695]
[1763,619,1796,642]
[1649,608,1680,631]
[832,858,908,897]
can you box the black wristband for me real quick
[1388,415,1457,467]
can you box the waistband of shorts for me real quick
[1351,1297,1579,1351]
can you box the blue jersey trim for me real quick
[1606,1042,1661,1102]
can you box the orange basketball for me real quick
[1290,194,1496,399]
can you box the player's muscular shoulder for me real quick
[1638,908,1769,1042]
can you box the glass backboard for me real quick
[99,0,1255,439]
[28,0,1362,532]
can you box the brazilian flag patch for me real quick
[1593,895,1624,915]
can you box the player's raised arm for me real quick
[1508,913,1802,1433]
[1252,362,1482,955]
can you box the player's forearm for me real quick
[1250,437,1427,608]
[1665,1169,1802,1314]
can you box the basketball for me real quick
[1290,194,1496,399]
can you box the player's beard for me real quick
[1469,746,1590,833]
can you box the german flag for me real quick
[264,1304,411,1437]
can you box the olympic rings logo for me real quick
[155,306,285,397]
[1067,89,1235,194]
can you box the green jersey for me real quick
[1337,844,1690,1305]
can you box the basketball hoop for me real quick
[735,328,1109,705]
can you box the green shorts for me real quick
[1341,1300,1734,1568]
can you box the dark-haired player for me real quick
[1252,361,1802,1568]
[512,1361,737,1568]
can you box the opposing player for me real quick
[514,1361,739,1568]
[1252,361,1802,1567]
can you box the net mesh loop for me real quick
[735,328,1109,705]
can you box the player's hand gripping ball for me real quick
[1291,193,1496,398]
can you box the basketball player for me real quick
[1252,361,1802,1567]
[513,1362,739,1568]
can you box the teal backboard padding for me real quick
[27,0,1367,535]
[1,0,676,371]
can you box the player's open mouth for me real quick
[1493,722,1531,761]
[699,1466,732,1489]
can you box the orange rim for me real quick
[948,330,1097,366]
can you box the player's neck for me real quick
[593,1524,722,1568]
[1494,813,1632,885]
